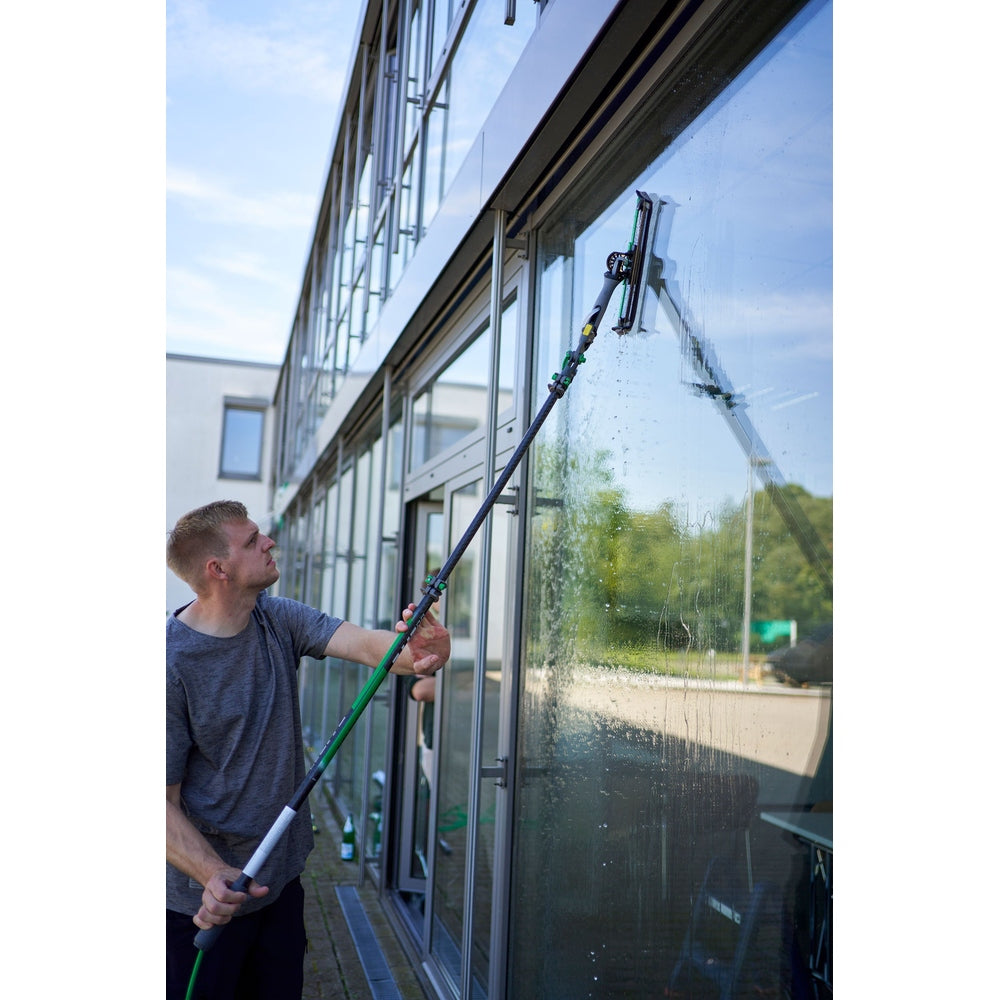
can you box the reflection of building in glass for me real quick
[411,382,486,469]
[213,2,836,997]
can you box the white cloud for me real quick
[166,164,317,230]
[165,1,363,362]
[199,250,296,289]
[167,264,291,362]
[166,0,350,105]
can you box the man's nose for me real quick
[262,535,275,550]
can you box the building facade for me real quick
[264,1,832,997]
[166,353,280,614]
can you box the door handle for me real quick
[479,757,509,788]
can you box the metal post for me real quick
[459,207,507,999]
[742,454,754,685]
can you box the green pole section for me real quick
[317,633,406,770]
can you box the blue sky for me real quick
[167,0,364,364]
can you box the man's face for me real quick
[219,519,280,591]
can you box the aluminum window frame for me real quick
[218,396,268,481]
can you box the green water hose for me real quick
[185,950,203,1000]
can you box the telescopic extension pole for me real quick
[187,192,655,971]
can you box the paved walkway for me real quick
[301,789,428,1000]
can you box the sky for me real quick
[166,0,365,364]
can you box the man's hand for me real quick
[193,866,269,931]
[323,607,451,675]
[396,604,450,676]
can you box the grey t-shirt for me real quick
[166,594,343,915]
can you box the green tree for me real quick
[527,432,832,669]
[749,484,833,637]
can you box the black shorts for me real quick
[166,877,306,1000]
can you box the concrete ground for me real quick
[301,789,429,1000]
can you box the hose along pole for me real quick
[184,192,654,997]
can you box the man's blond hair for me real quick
[167,500,249,590]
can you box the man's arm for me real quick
[324,604,450,676]
[166,784,226,887]
[167,783,268,929]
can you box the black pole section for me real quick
[188,199,647,965]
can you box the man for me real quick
[166,500,450,999]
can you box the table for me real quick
[761,810,832,992]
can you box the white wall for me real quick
[166,354,279,613]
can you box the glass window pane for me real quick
[401,504,443,904]
[321,480,338,616]
[496,294,517,419]
[410,293,517,474]
[430,0,452,76]
[410,323,490,471]
[468,497,509,993]
[353,443,376,626]
[369,219,385,314]
[512,2,832,995]
[364,690,389,863]
[350,279,366,356]
[430,480,483,992]
[406,0,426,148]
[422,4,534,226]
[382,407,404,554]
[422,97,446,224]
[219,406,264,479]
[392,156,419,292]
[356,153,371,250]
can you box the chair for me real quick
[667,856,779,999]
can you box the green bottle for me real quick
[341,812,356,861]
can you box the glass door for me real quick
[392,469,517,999]
[394,500,444,929]
[429,472,515,1000]
[429,479,483,994]
[392,236,526,997]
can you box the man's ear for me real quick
[206,558,228,581]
